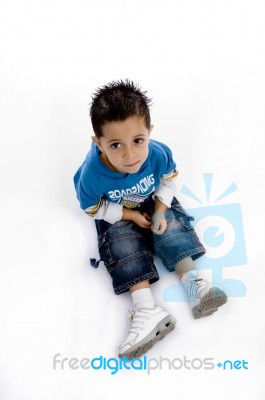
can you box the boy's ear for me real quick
[91,136,103,152]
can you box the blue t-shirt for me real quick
[73,139,177,211]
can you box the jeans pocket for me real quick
[171,202,194,231]
[99,231,151,273]
[178,215,194,231]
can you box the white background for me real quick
[1,0,265,399]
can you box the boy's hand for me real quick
[151,212,167,235]
[122,208,152,229]
[131,211,152,229]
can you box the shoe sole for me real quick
[118,314,176,360]
[192,287,228,319]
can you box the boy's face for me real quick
[92,115,153,174]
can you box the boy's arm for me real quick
[151,197,168,235]
[85,199,151,228]
[151,169,178,235]
[84,200,123,224]
[152,169,178,207]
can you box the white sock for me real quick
[179,269,198,284]
[131,288,156,310]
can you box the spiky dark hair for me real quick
[89,79,152,137]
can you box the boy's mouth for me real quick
[124,161,140,168]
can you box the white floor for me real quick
[1,1,265,399]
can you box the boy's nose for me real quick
[123,147,136,161]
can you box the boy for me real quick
[73,80,227,360]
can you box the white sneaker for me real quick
[181,271,228,319]
[118,306,176,360]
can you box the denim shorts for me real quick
[94,196,206,295]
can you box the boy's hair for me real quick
[89,79,152,137]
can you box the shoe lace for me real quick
[188,278,209,301]
[127,309,151,334]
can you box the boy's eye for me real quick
[134,138,144,144]
[111,143,122,149]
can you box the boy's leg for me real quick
[152,196,227,319]
[174,256,196,275]
[94,218,159,295]
[130,280,150,292]
[174,257,227,319]
[94,219,176,359]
